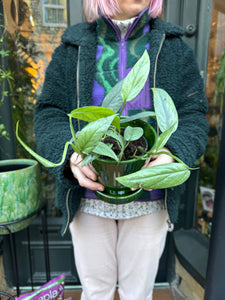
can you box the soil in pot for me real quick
[92,119,157,204]
[101,133,147,161]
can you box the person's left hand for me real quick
[132,147,175,191]
[143,147,174,168]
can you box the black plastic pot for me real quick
[92,119,157,204]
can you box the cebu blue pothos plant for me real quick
[16,50,192,197]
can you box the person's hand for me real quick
[70,152,104,191]
[132,147,175,192]
[143,147,174,168]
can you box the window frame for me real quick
[42,2,67,28]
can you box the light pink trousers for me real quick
[69,210,169,300]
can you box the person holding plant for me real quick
[34,0,208,299]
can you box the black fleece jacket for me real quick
[34,17,208,235]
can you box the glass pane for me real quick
[45,7,67,24]
[2,0,68,217]
[45,0,66,5]
[196,0,225,238]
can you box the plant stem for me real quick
[119,101,126,117]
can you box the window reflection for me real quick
[2,0,68,216]
[42,0,67,27]
[197,1,225,238]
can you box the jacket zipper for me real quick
[62,45,82,236]
[105,18,126,81]
[76,46,81,131]
[106,15,142,81]
[62,188,71,236]
[153,33,166,89]
[119,39,126,80]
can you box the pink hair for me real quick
[83,0,163,22]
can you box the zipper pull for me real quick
[167,219,174,232]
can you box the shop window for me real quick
[42,0,67,27]
[1,0,69,217]
[196,1,225,239]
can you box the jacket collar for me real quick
[96,7,150,41]
[61,17,184,47]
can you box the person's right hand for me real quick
[70,152,104,191]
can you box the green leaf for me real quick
[75,114,117,154]
[116,163,190,189]
[106,129,126,149]
[124,126,143,141]
[69,106,120,131]
[121,50,150,102]
[16,121,71,168]
[81,154,98,167]
[152,88,178,133]
[153,124,176,151]
[120,111,156,124]
[2,91,8,96]
[101,79,124,113]
[92,142,119,161]
[0,49,10,57]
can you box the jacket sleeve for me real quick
[34,43,79,188]
[165,38,209,167]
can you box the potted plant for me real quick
[16,50,192,204]
[0,159,42,234]
[0,21,42,234]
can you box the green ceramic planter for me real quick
[0,159,42,234]
[92,119,157,204]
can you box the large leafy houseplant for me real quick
[0,19,43,233]
[0,20,13,140]
[16,50,192,201]
[214,48,225,113]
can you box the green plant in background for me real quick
[17,51,194,191]
[214,48,225,113]
[0,19,14,140]
[199,49,225,189]
[6,32,42,158]
[199,144,219,189]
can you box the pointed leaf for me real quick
[69,106,120,130]
[76,114,117,154]
[93,142,119,161]
[16,121,71,168]
[69,106,115,122]
[101,79,124,113]
[153,124,176,151]
[106,129,126,149]
[116,163,190,189]
[120,111,156,124]
[121,50,150,102]
[152,88,178,132]
[81,154,98,167]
